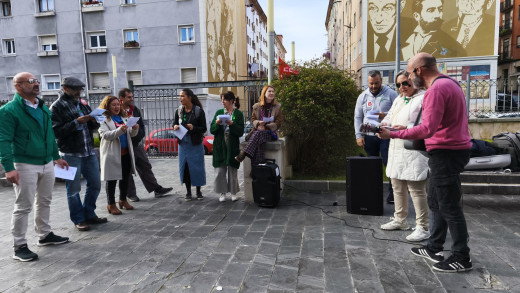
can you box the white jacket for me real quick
[99,118,138,181]
[383,90,429,181]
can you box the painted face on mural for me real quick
[415,0,443,34]
[368,0,397,35]
[457,0,487,15]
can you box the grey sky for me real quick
[257,0,329,62]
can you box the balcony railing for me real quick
[501,0,513,11]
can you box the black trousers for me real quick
[426,149,471,259]
[106,154,132,204]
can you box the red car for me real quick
[144,127,213,155]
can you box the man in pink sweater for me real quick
[379,53,473,273]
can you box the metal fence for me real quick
[42,81,266,158]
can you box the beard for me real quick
[420,18,443,34]
[412,75,426,89]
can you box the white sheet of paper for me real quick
[174,124,188,140]
[54,166,77,181]
[95,115,106,122]
[218,114,231,124]
[262,116,274,123]
[125,117,140,127]
[89,108,105,117]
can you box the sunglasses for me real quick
[396,81,411,88]
[18,78,39,84]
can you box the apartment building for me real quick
[0,0,258,101]
[498,0,520,92]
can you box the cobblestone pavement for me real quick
[0,157,519,292]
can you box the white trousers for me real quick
[11,161,54,247]
[391,178,429,230]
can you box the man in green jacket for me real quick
[0,72,70,262]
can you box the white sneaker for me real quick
[219,193,226,202]
[225,194,232,201]
[406,226,430,242]
[380,218,409,231]
[231,195,239,201]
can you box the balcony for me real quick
[82,1,104,12]
[501,0,513,12]
[499,25,512,37]
[498,52,513,64]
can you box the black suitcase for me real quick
[346,156,383,216]
[251,159,281,207]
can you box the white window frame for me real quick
[90,72,110,90]
[121,0,135,4]
[87,31,107,49]
[5,76,14,93]
[2,38,15,55]
[41,74,61,91]
[1,0,11,17]
[178,25,195,44]
[126,71,142,86]
[180,68,197,83]
[123,29,139,47]
[38,0,54,12]
[38,35,57,52]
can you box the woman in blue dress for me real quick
[173,89,207,201]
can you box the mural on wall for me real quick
[207,0,238,93]
[367,0,496,63]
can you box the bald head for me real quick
[407,53,440,89]
[13,72,40,101]
[13,72,33,84]
[409,53,438,72]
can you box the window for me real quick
[3,39,15,55]
[126,71,142,86]
[122,0,135,3]
[1,0,11,16]
[90,72,110,90]
[39,35,57,51]
[181,68,196,83]
[42,74,60,91]
[88,32,106,48]
[123,29,139,47]
[179,25,194,44]
[39,0,54,12]
[5,77,14,93]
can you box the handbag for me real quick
[403,107,427,155]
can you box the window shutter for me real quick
[127,71,142,85]
[91,73,110,89]
[40,35,56,45]
[181,68,196,83]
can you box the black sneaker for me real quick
[196,193,204,200]
[155,186,173,198]
[13,244,38,262]
[185,194,192,201]
[127,194,140,202]
[433,254,472,273]
[411,246,444,263]
[37,232,69,246]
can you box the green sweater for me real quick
[210,108,244,169]
[0,93,60,172]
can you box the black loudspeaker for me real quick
[346,157,383,215]
[251,159,281,207]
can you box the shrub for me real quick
[273,60,361,176]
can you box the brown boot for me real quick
[235,151,246,163]
[107,204,122,215]
[118,200,134,210]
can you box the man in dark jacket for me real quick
[118,88,173,201]
[51,77,107,231]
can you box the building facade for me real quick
[498,0,520,93]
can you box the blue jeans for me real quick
[363,135,393,196]
[63,155,101,224]
[426,149,471,259]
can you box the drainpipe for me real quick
[79,0,89,98]
[267,0,274,84]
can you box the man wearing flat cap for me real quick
[50,77,107,232]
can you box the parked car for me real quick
[144,127,213,155]
[495,93,519,112]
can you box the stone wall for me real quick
[469,118,520,140]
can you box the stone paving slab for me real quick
[0,157,519,292]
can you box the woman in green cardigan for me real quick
[210,91,244,202]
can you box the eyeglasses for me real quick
[396,81,411,88]
[17,78,39,84]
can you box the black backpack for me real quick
[492,132,520,171]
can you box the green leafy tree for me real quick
[273,60,361,176]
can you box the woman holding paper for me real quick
[379,71,429,242]
[235,85,282,164]
[173,89,207,201]
[210,91,244,202]
[98,95,139,215]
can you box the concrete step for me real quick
[460,171,520,195]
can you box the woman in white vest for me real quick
[380,70,429,242]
